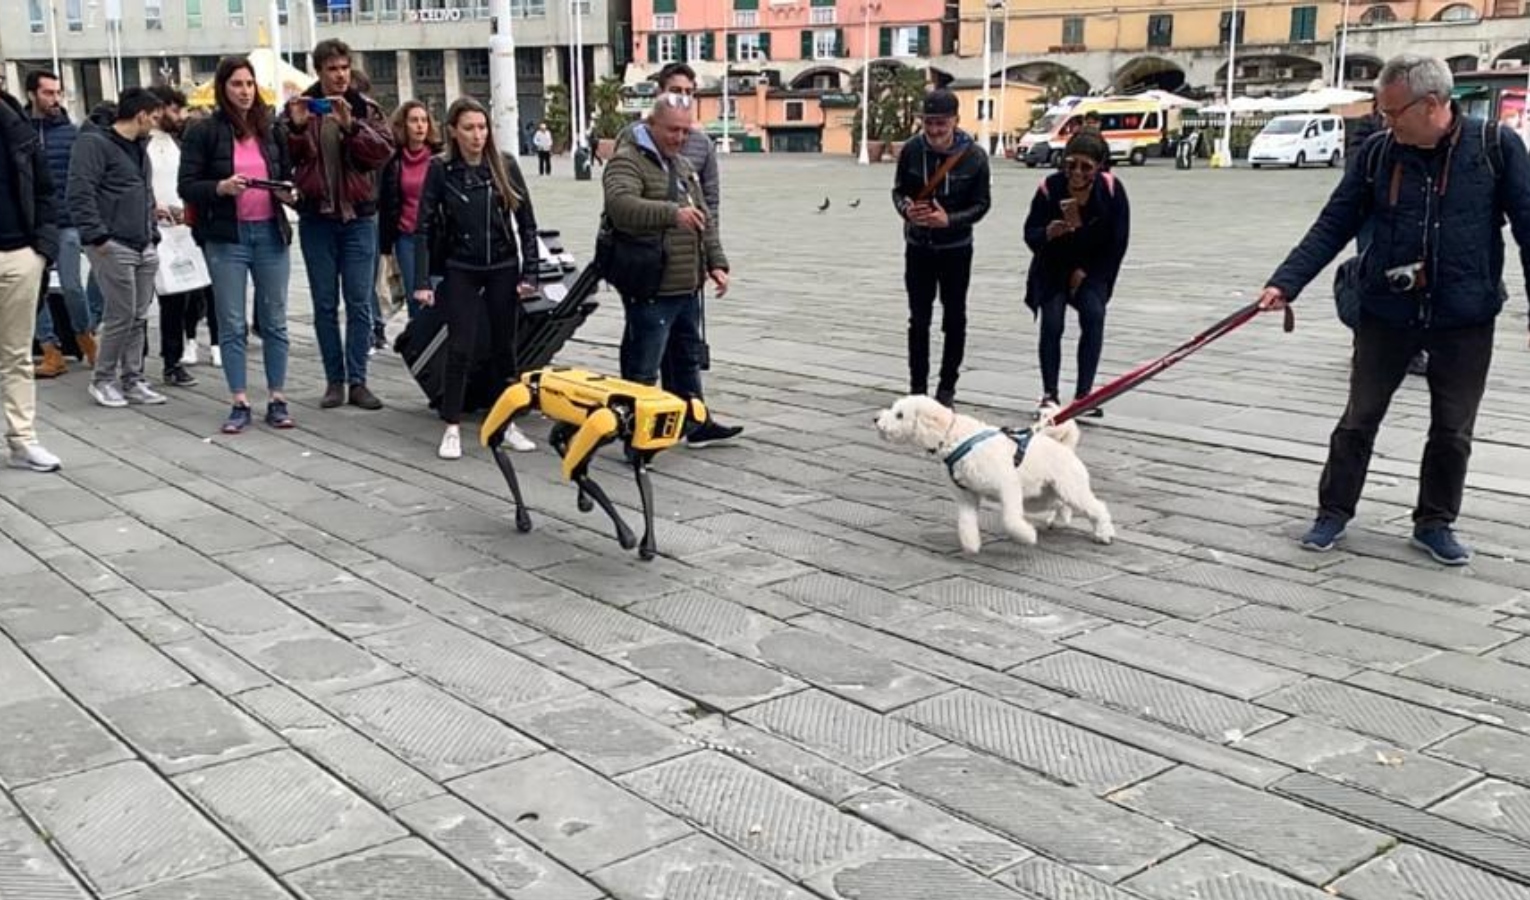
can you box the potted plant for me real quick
[544,85,572,154]
[879,66,926,160]
[591,75,628,159]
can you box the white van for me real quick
[1248,114,1345,169]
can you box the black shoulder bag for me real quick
[594,162,678,302]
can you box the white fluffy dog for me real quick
[874,395,1114,554]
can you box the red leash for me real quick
[1045,301,1294,427]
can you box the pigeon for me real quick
[817,197,830,212]
[848,198,861,208]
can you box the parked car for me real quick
[1248,114,1346,169]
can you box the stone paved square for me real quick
[5,156,1530,898]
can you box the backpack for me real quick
[1333,119,1505,328]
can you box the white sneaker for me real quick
[89,382,128,408]
[9,444,61,473]
[505,423,536,453]
[180,344,198,367]
[438,426,462,460]
[123,381,168,405]
[210,346,222,368]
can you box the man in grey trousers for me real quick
[67,87,165,408]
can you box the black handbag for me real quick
[594,217,666,301]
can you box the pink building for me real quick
[630,0,953,74]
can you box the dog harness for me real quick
[941,427,1034,487]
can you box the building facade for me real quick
[1,0,630,143]
[955,0,1530,97]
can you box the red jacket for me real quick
[282,87,393,220]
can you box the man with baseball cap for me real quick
[890,88,990,408]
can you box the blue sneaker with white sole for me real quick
[1299,517,1347,552]
[1411,526,1472,566]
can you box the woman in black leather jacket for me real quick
[412,97,540,460]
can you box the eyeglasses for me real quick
[1379,95,1428,121]
[665,85,696,96]
[658,92,694,108]
[1064,159,1098,174]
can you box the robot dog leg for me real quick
[480,368,695,560]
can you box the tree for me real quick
[592,76,630,140]
[544,84,572,150]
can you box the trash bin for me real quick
[574,146,592,181]
[1176,132,1199,170]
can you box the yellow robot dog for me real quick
[479,367,706,560]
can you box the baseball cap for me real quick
[922,89,958,118]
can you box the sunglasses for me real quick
[658,92,694,108]
[1065,159,1098,173]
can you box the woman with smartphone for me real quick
[1022,131,1131,417]
[412,98,541,461]
[379,100,442,321]
[178,56,296,434]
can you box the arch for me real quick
[1493,45,1530,68]
[1011,61,1090,99]
[1343,53,1384,84]
[1446,54,1480,73]
[1433,3,1479,20]
[788,65,851,90]
[1112,56,1186,93]
[928,66,956,89]
[1216,54,1324,87]
[1358,4,1397,24]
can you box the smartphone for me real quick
[305,97,334,115]
[1060,198,1081,226]
[245,178,293,192]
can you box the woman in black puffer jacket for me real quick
[412,97,540,461]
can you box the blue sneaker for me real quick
[1300,517,1347,552]
[1412,526,1472,566]
[221,404,253,435]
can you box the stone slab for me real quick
[396,794,602,900]
[24,624,196,704]
[1332,844,1530,900]
[771,571,935,627]
[117,861,292,900]
[97,684,281,775]
[1434,779,1530,846]
[909,577,1101,638]
[285,838,500,900]
[1152,619,1361,681]
[741,689,941,773]
[451,751,690,874]
[1011,650,1283,740]
[818,855,1029,900]
[1084,573,1247,621]
[1123,844,1335,900]
[1259,679,1472,749]
[1113,768,1388,884]
[896,689,1172,793]
[897,610,1057,670]
[619,751,896,879]
[1204,605,1436,670]
[281,582,424,638]
[1431,726,1530,787]
[1157,561,1337,612]
[593,833,817,900]
[360,620,584,716]
[745,629,947,712]
[838,786,1033,875]
[994,856,1140,900]
[1403,652,1530,712]
[0,794,93,900]
[0,695,132,787]
[629,589,794,649]
[0,636,57,705]
[1063,624,1302,699]
[680,715,875,805]
[512,691,692,775]
[15,760,243,896]
[617,639,802,712]
[879,746,1195,883]
[328,678,541,781]
[1315,597,1513,653]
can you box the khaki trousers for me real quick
[0,247,46,451]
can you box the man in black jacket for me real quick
[0,89,62,471]
[69,87,166,409]
[1258,54,1530,566]
[891,89,991,408]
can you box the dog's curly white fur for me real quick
[874,395,1114,554]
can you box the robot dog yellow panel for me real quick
[479,367,707,560]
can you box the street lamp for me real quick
[1217,0,1238,167]
[857,0,880,165]
[489,0,520,154]
[980,0,992,152]
[721,0,731,154]
[571,0,587,151]
[1335,0,1350,89]
[993,0,1008,157]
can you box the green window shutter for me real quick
[759,32,771,59]
[801,29,813,58]
[648,33,659,62]
[702,31,715,60]
[917,24,930,55]
[878,26,891,57]
[654,0,675,11]
[727,32,738,61]
[836,27,846,57]
[733,0,758,9]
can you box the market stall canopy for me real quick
[187,46,315,108]
[1267,87,1373,111]
[1135,89,1203,110]
[1199,95,1280,114]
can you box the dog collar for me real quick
[942,428,1034,486]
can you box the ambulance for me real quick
[1017,98,1169,168]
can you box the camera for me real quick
[1385,262,1425,293]
[305,98,334,115]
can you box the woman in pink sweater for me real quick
[379,100,441,320]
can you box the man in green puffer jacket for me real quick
[602,93,741,445]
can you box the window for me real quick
[511,0,545,15]
[1061,16,1083,46]
[1320,118,1336,132]
[810,5,834,23]
[462,48,490,78]
[1358,4,1394,23]
[28,0,44,33]
[275,0,288,24]
[1146,13,1171,48]
[735,32,766,61]
[656,33,680,62]
[1219,9,1244,44]
[1289,5,1316,41]
[686,32,709,61]
[1434,3,1478,19]
[885,25,921,57]
[227,0,245,24]
[734,9,757,26]
[414,50,444,81]
[187,0,202,27]
[785,100,805,121]
[813,28,839,59]
[653,13,676,29]
[146,0,163,29]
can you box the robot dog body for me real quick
[479,367,705,559]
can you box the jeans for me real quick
[439,263,521,424]
[1318,315,1495,529]
[88,241,158,388]
[205,220,291,396]
[86,272,104,332]
[620,292,706,400]
[1038,281,1108,400]
[35,227,87,344]
[0,248,46,450]
[394,233,439,320]
[904,244,972,396]
[299,214,377,385]
[537,151,552,176]
[160,287,219,372]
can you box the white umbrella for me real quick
[1269,87,1372,111]
[1200,96,1279,115]
[1138,89,1202,110]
